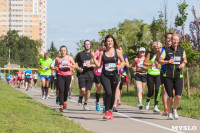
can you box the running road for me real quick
[18,87,199,133]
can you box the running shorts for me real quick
[78,77,93,90]
[134,73,147,83]
[40,75,51,82]
[94,75,101,84]
[25,78,30,83]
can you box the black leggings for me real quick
[50,76,55,90]
[57,75,71,105]
[146,74,161,106]
[119,76,126,90]
[101,73,119,112]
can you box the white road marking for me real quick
[31,89,184,133]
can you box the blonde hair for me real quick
[151,41,162,48]
[172,34,181,40]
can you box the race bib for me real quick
[83,60,90,67]
[97,66,102,73]
[59,61,68,68]
[43,67,49,70]
[171,56,181,65]
[105,63,116,71]
[137,61,143,67]
[152,65,159,71]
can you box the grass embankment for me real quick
[72,83,200,119]
[0,81,91,133]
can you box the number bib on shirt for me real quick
[137,61,143,67]
[43,67,49,70]
[171,56,181,65]
[152,66,159,71]
[59,61,70,71]
[83,60,90,67]
[97,66,102,73]
[105,63,116,71]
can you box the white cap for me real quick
[139,47,146,52]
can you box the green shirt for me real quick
[147,55,160,76]
[38,58,53,76]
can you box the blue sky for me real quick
[47,0,200,55]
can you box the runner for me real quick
[132,47,147,109]
[68,69,74,99]
[6,74,11,85]
[25,67,32,91]
[21,71,25,88]
[14,74,18,87]
[75,40,95,110]
[30,73,33,89]
[159,34,187,120]
[117,47,130,106]
[16,70,22,88]
[33,72,38,88]
[92,40,106,111]
[91,35,125,119]
[55,46,77,112]
[49,69,55,94]
[160,33,173,116]
[144,42,162,113]
[50,58,59,104]
[38,53,53,99]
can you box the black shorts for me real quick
[18,79,22,82]
[78,77,93,90]
[160,71,165,85]
[134,73,147,83]
[164,77,183,97]
[25,78,31,83]
[94,75,101,84]
[34,79,37,84]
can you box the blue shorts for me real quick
[40,75,51,81]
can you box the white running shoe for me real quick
[83,104,89,110]
[173,109,179,120]
[42,95,45,100]
[153,105,160,113]
[45,95,48,99]
[138,103,143,110]
[145,102,150,110]
[167,112,173,120]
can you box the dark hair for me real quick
[100,40,105,46]
[165,33,173,39]
[105,35,118,49]
[84,40,91,45]
[60,45,68,55]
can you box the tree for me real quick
[0,30,42,68]
[47,41,59,60]
[175,0,188,41]
[189,6,200,50]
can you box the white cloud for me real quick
[84,28,95,33]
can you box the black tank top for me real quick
[102,49,118,75]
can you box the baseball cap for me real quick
[139,47,146,52]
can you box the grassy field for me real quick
[0,81,91,133]
[72,82,200,120]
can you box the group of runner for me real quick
[6,68,38,90]
[30,33,186,120]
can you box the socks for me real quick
[96,93,100,103]
[42,87,45,96]
[45,87,48,96]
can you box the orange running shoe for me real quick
[163,108,168,116]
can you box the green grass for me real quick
[0,81,91,133]
[72,83,200,120]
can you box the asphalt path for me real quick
[17,87,199,133]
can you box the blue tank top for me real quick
[161,46,166,72]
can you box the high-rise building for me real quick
[0,0,47,54]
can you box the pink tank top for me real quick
[57,56,72,76]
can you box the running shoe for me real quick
[145,101,150,110]
[163,108,168,116]
[103,111,110,119]
[59,105,63,112]
[167,112,173,120]
[153,105,160,113]
[103,106,105,113]
[117,100,121,106]
[45,95,48,99]
[83,104,89,110]
[96,103,101,111]
[69,96,71,99]
[56,97,59,105]
[109,111,113,120]
[26,88,29,91]
[63,102,67,109]
[112,106,118,112]
[138,103,143,110]
[42,95,45,100]
[78,99,82,106]
[173,109,179,120]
